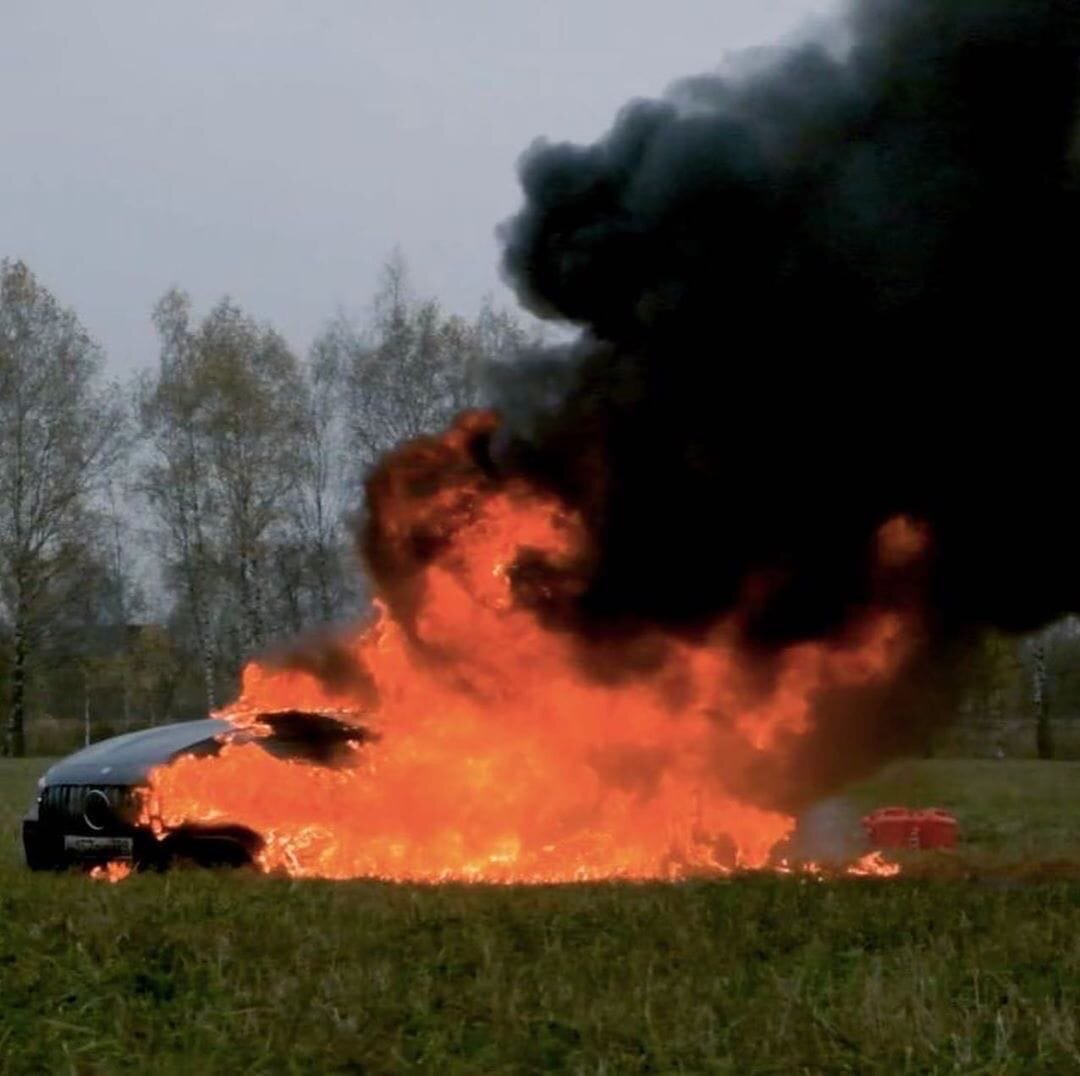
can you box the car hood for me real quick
[42,718,230,786]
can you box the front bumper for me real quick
[22,812,162,870]
[23,783,148,870]
[23,785,261,871]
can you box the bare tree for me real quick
[1028,630,1054,764]
[1032,637,1053,759]
[123,263,542,717]
[196,299,307,653]
[0,261,125,756]
[1017,620,1074,760]
[139,290,221,710]
[294,329,356,621]
[140,291,310,695]
[343,255,488,470]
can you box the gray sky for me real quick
[2,1,832,375]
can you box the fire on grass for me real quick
[89,861,133,884]
[113,416,919,884]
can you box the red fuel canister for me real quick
[915,808,958,849]
[862,807,958,850]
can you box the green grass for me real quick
[845,758,1080,872]
[2,758,1080,1073]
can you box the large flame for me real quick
[140,415,921,882]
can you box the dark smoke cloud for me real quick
[495,0,1080,650]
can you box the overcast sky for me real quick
[2,1,833,375]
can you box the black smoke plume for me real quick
[492,0,1080,650]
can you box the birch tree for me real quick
[0,260,125,756]
[343,255,488,471]
[194,299,306,654]
[140,291,308,696]
[1032,638,1053,759]
[139,290,221,710]
[294,329,355,622]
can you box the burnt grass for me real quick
[2,759,1080,1074]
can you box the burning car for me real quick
[22,711,369,872]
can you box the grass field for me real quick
[2,758,1080,1073]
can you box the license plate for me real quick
[64,835,134,857]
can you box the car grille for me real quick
[39,785,140,830]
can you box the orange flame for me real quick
[89,861,133,884]
[846,851,902,878]
[140,417,919,882]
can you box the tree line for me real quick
[0,256,1074,758]
[0,255,536,755]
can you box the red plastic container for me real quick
[862,807,958,850]
[915,808,959,849]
